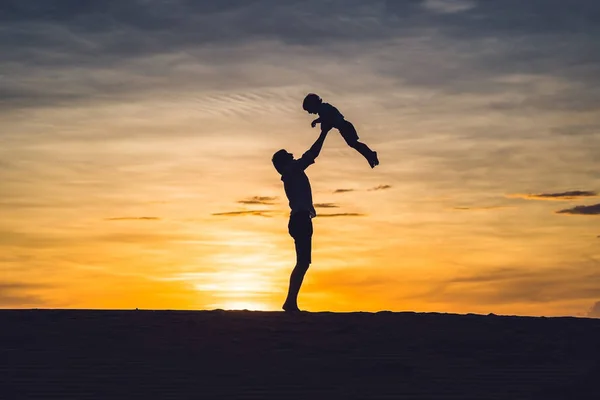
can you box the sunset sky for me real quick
[1,0,599,317]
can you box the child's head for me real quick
[272,149,294,174]
[302,93,322,114]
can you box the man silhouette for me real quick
[272,130,329,312]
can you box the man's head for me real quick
[272,149,294,174]
[302,93,322,114]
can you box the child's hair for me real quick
[302,93,322,111]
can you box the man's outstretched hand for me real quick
[307,129,329,160]
[310,118,320,128]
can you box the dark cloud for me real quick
[2,0,599,113]
[314,203,339,209]
[237,196,278,205]
[317,213,365,218]
[587,301,600,318]
[556,203,600,215]
[333,189,355,194]
[369,185,392,191]
[0,0,412,59]
[105,217,161,221]
[5,0,595,54]
[212,210,273,217]
[511,191,598,201]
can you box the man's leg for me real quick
[283,213,313,312]
[283,260,309,312]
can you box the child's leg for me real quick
[349,141,375,159]
[340,122,378,167]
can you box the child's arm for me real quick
[311,117,321,128]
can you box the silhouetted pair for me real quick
[272,94,379,312]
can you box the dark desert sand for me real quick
[1,310,599,399]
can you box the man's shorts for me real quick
[288,211,313,265]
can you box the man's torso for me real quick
[281,152,316,217]
[283,170,315,217]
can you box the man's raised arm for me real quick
[294,130,329,171]
[307,130,329,159]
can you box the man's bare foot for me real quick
[282,302,301,312]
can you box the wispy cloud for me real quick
[212,210,273,217]
[317,213,365,218]
[369,185,392,191]
[333,185,391,194]
[314,203,340,209]
[509,191,598,201]
[215,196,280,218]
[422,0,476,14]
[105,217,161,221]
[556,203,600,216]
[237,196,278,205]
[452,206,512,211]
[334,189,355,194]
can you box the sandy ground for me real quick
[1,310,599,399]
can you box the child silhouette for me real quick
[303,93,379,168]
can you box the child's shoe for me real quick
[369,151,379,168]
